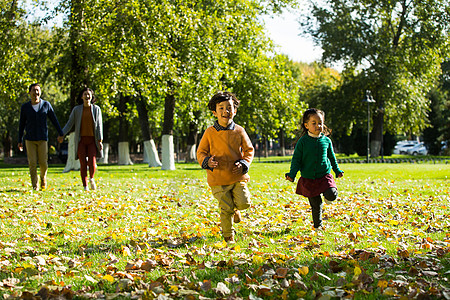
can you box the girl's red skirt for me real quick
[296,173,337,198]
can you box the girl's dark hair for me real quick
[300,108,331,136]
[77,87,96,105]
[208,91,240,111]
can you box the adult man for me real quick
[18,83,64,190]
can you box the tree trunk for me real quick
[135,96,150,163]
[370,109,384,157]
[279,128,286,156]
[69,0,89,108]
[134,94,161,166]
[185,119,199,163]
[144,140,161,167]
[100,143,109,164]
[135,95,151,141]
[3,131,12,158]
[63,132,80,173]
[263,136,269,158]
[98,120,109,164]
[186,144,197,163]
[161,135,175,170]
[118,95,132,165]
[161,85,176,170]
[118,142,133,165]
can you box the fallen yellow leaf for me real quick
[253,255,264,264]
[169,285,179,292]
[102,274,114,283]
[214,240,227,249]
[298,266,309,276]
[377,279,388,288]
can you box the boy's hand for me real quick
[232,161,243,174]
[208,156,218,169]
[285,175,294,182]
[337,172,344,178]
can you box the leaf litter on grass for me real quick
[0,164,449,299]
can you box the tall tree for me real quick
[83,0,172,167]
[20,0,301,168]
[301,0,450,156]
[61,0,93,172]
[69,0,90,107]
[135,94,162,166]
[1,2,67,158]
[0,0,29,157]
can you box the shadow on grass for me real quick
[95,165,203,173]
[253,227,293,238]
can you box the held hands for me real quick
[208,155,219,169]
[57,136,64,143]
[18,143,23,152]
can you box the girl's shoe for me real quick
[224,235,235,245]
[312,226,325,235]
[40,178,47,190]
[83,186,89,191]
[89,178,96,190]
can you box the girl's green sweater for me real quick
[286,134,343,180]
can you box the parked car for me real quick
[407,142,428,155]
[393,140,420,154]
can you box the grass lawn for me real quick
[0,161,449,299]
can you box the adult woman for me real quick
[60,88,103,190]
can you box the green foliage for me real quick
[300,0,450,137]
[231,54,305,139]
[423,87,449,155]
[52,0,302,146]
[0,1,30,143]
[0,2,69,151]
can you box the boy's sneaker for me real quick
[89,178,96,190]
[233,210,242,223]
[40,178,47,190]
[224,235,235,245]
[313,226,325,235]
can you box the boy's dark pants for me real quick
[308,187,338,228]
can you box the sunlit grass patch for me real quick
[0,162,448,299]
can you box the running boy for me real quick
[197,91,254,244]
